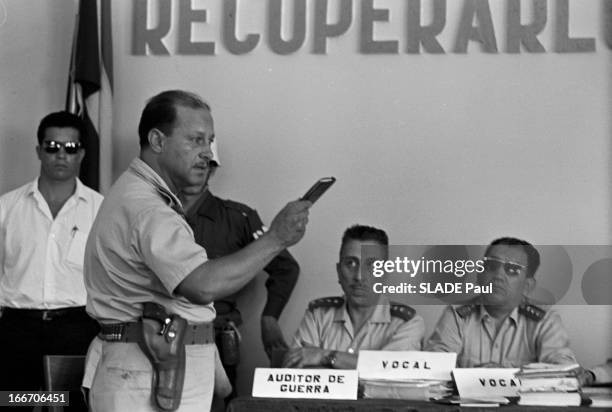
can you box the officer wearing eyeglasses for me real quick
[425,237,577,367]
[0,111,102,407]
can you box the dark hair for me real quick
[138,90,211,148]
[341,225,389,249]
[485,237,541,278]
[36,112,85,145]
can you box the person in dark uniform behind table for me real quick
[179,142,299,398]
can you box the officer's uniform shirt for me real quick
[425,300,577,367]
[84,157,213,324]
[185,190,299,320]
[292,296,424,353]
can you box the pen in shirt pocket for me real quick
[71,225,78,237]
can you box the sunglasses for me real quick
[483,256,527,277]
[42,140,82,155]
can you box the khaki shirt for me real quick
[292,296,424,353]
[84,158,213,324]
[425,303,577,367]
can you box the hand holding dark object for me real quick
[267,200,311,248]
[261,316,288,359]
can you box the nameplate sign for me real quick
[357,351,457,381]
[252,368,358,400]
[453,368,521,399]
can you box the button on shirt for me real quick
[292,297,424,353]
[425,304,577,367]
[84,158,213,324]
[0,178,102,309]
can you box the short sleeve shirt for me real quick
[291,296,424,354]
[425,303,577,367]
[84,158,213,324]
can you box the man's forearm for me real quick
[176,233,285,304]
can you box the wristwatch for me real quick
[324,350,338,368]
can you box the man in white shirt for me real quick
[0,111,103,405]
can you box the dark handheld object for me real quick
[300,177,336,204]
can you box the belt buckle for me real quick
[42,310,51,321]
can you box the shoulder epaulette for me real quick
[223,199,253,217]
[455,303,478,318]
[390,303,415,321]
[519,303,546,321]
[308,296,344,311]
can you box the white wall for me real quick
[1,0,610,396]
[0,0,75,191]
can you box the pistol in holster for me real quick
[137,302,187,412]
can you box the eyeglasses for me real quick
[483,256,527,277]
[42,140,82,155]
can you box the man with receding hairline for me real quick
[84,90,311,411]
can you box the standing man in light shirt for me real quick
[0,111,102,402]
[84,90,310,411]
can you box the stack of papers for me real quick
[516,363,584,406]
[361,378,453,401]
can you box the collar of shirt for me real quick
[333,296,392,324]
[193,190,219,221]
[129,157,185,214]
[26,177,90,200]
[478,304,519,326]
[25,177,91,218]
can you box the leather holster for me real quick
[137,303,188,412]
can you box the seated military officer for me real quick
[425,237,577,367]
[283,225,425,369]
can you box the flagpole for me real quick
[66,11,80,113]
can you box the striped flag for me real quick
[66,0,113,192]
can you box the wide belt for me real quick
[99,321,214,345]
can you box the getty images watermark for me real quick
[371,256,488,295]
[357,245,612,306]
